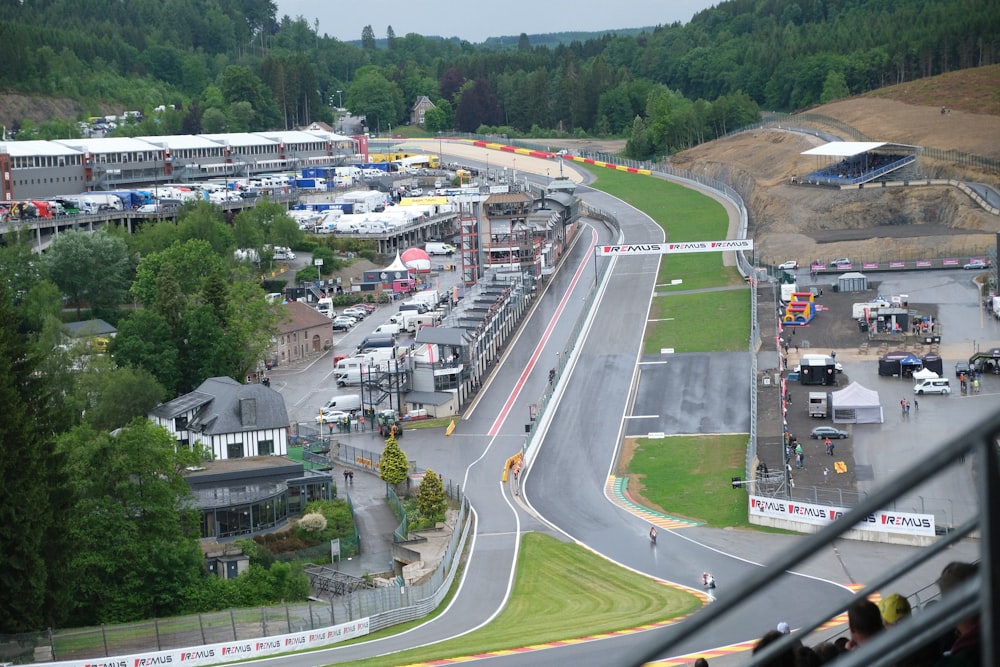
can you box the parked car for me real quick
[810,426,849,439]
[314,409,349,424]
[955,360,972,377]
[331,316,355,331]
[830,257,851,266]
[342,306,368,319]
[785,371,801,382]
[963,260,987,270]
[357,303,377,314]
[778,260,799,270]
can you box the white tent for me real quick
[912,368,939,381]
[830,381,884,424]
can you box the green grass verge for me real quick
[627,434,752,528]
[340,533,700,666]
[402,415,458,430]
[645,289,750,354]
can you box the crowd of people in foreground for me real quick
[689,560,980,667]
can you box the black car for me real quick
[955,360,971,377]
[810,426,849,439]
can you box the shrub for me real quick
[297,512,328,532]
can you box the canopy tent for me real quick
[912,368,939,381]
[921,354,944,375]
[899,353,923,378]
[831,382,883,424]
[878,350,909,376]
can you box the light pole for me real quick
[336,90,343,109]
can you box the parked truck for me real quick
[410,289,440,309]
[808,392,829,418]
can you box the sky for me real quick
[273,0,719,45]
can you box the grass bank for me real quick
[341,533,700,666]
[623,434,751,527]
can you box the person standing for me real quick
[825,437,834,456]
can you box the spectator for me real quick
[934,561,981,666]
[846,598,884,649]
[793,645,821,667]
[811,641,843,664]
[693,659,709,667]
[878,592,911,626]
[753,629,798,667]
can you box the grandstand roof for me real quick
[137,134,226,150]
[0,140,82,156]
[55,137,161,153]
[256,130,330,146]
[801,142,887,157]
[200,133,279,147]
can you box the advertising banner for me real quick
[748,495,935,537]
[50,618,371,667]
[598,239,753,256]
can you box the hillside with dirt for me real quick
[666,65,1000,266]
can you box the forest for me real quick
[0,0,996,157]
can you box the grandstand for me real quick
[799,141,920,186]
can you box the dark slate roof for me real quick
[151,377,289,434]
[404,391,455,406]
[150,391,214,419]
[64,318,117,337]
[415,327,470,346]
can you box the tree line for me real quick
[2,0,995,158]
[0,200,325,631]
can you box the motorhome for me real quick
[400,312,438,333]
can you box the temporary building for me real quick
[831,382,883,424]
[837,271,868,292]
[800,354,837,386]
[400,247,431,273]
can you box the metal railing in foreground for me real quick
[632,409,997,667]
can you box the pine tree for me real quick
[379,434,409,487]
[416,469,447,523]
[0,282,59,631]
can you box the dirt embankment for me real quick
[667,85,1000,265]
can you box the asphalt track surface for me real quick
[234,152,866,666]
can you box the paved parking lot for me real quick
[756,268,1000,526]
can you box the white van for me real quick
[426,242,456,256]
[913,377,951,395]
[322,394,362,413]
[335,368,363,387]
[372,322,402,337]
